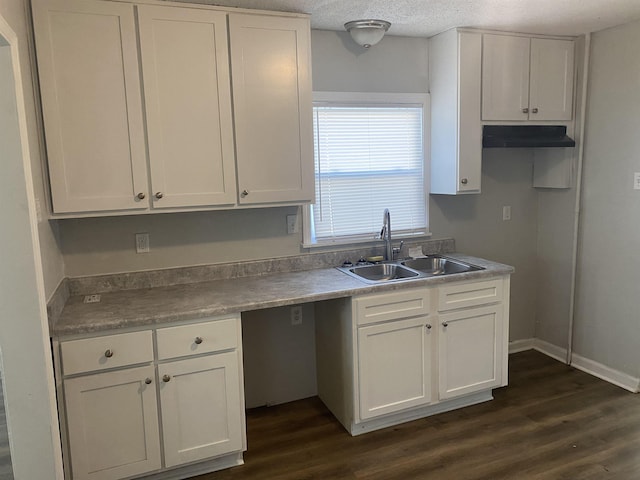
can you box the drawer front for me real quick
[156,317,238,360]
[438,279,503,312]
[61,331,153,376]
[354,288,430,326]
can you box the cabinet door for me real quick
[32,0,149,213]
[438,305,503,400]
[138,6,237,209]
[229,14,313,204]
[357,317,432,420]
[529,38,574,121]
[64,366,161,480]
[482,34,531,121]
[159,352,244,467]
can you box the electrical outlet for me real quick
[291,306,302,325]
[502,206,512,221]
[135,233,150,253]
[634,172,640,190]
[83,294,101,304]
[286,214,300,234]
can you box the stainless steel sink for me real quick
[401,255,483,275]
[337,255,484,284]
[344,263,420,283]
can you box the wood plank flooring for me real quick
[0,370,13,480]
[196,351,640,480]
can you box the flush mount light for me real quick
[344,19,391,48]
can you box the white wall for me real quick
[571,19,640,378]
[0,14,62,480]
[0,0,64,299]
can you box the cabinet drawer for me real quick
[438,279,503,312]
[354,288,430,326]
[61,331,153,376]
[156,317,238,360]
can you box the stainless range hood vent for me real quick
[483,125,576,148]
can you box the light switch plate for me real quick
[502,206,512,221]
[634,172,640,190]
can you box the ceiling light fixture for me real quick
[344,19,391,48]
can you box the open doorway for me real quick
[0,12,63,480]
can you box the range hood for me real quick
[482,125,576,148]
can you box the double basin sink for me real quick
[338,254,484,284]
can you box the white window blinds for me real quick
[309,98,427,244]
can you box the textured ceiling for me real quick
[172,0,640,37]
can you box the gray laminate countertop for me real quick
[52,253,514,337]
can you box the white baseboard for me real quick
[508,338,534,354]
[533,338,568,363]
[571,353,639,393]
[508,337,639,393]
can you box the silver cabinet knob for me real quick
[442,322,449,328]
[241,189,249,197]
[531,108,539,114]
[162,374,171,383]
[425,324,432,330]
[155,192,164,199]
[460,178,468,185]
[145,378,152,385]
[194,337,203,345]
[104,349,114,358]
[136,192,146,200]
[522,107,529,114]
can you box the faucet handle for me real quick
[392,241,405,260]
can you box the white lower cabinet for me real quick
[357,316,432,420]
[159,353,243,467]
[316,275,510,436]
[64,366,161,480]
[438,305,504,399]
[58,316,245,480]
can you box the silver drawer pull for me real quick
[425,324,432,330]
[104,349,114,358]
[162,374,171,383]
[442,322,449,328]
[145,378,152,385]
[194,337,203,345]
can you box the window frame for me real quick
[303,91,431,248]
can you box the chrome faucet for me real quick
[380,209,393,261]
[380,208,404,261]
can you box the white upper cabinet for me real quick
[33,0,313,216]
[138,6,237,209]
[430,29,483,194]
[229,14,314,205]
[529,38,575,121]
[482,34,574,121]
[32,0,149,213]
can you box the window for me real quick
[304,92,430,247]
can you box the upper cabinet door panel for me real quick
[32,0,149,213]
[482,34,531,121]
[138,6,237,209]
[229,14,314,204]
[529,38,575,121]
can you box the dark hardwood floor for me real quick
[197,351,640,480]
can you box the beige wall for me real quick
[0,2,63,477]
[57,29,540,345]
[0,0,64,299]
[571,19,640,377]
